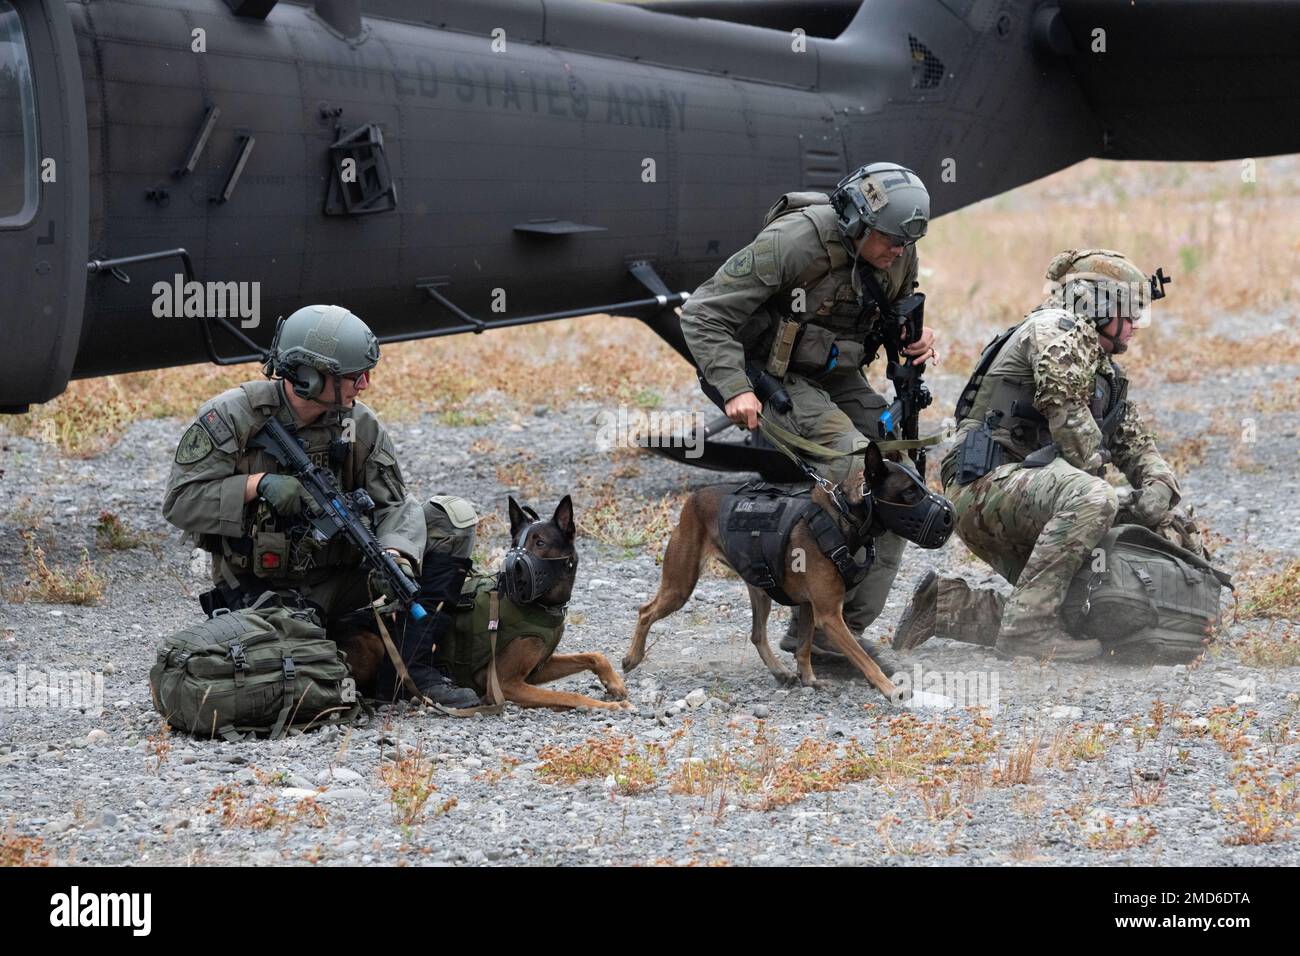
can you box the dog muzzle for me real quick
[500,547,577,605]
[874,472,956,550]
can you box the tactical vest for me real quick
[756,195,901,377]
[717,482,872,605]
[433,573,566,697]
[952,314,1128,463]
[216,382,364,581]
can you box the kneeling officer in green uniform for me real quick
[163,304,479,708]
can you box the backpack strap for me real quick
[269,656,299,740]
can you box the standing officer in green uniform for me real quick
[679,163,940,670]
[893,250,1181,661]
[163,304,480,707]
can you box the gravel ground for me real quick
[1,344,1297,867]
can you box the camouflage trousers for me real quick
[212,497,477,626]
[765,367,906,633]
[940,458,1118,639]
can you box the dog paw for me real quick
[604,683,629,701]
[621,655,640,673]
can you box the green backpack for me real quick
[1061,525,1233,663]
[150,594,362,741]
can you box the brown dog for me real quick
[623,445,927,701]
[335,496,632,712]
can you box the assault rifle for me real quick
[249,417,427,620]
[867,290,933,475]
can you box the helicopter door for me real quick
[0,0,87,410]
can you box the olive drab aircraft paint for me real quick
[1,0,1297,416]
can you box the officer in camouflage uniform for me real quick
[163,304,480,707]
[680,163,939,668]
[894,250,1181,661]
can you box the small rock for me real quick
[85,729,110,746]
[337,839,361,854]
[477,736,495,757]
[36,749,65,762]
[315,767,362,786]
[752,704,770,719]
[84,811,118,831]
[463,757,483,770]
[44,815,76,835]
[1050,706,1084,721]
[685,689,707,709]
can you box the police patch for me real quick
[175,422,214,464]
[723,248,755,278]
[199,408,234,445]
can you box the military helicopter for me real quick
[3,0,1296,469]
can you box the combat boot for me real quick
[779,619,899,678]
[893,570,938,651]
[994,626,1102,662]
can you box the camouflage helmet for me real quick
[830,162,930,246]
[265,304,380,400]
[1044,248,1154,328]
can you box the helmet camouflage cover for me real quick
[1044,248,1153,327]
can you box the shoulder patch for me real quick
[723,248,755,278]
[199,407,235,446]
[1058,315,1077,331]
[175,422,214,465]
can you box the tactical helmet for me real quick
[264,304,380,400]
[830,162,930,246]
[1044,249,1156,330]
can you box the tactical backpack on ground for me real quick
[150,594,362,740]
[1060,525,1233,663]
[717,481,873,606]
[434,573,567,699]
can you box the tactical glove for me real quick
[1129,480,1173,528]
[256,474,316,517]
[371,554,417,610]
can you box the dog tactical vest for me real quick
[718,483,872,606]
[434,573,567,697]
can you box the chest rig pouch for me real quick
[718,482,873,606]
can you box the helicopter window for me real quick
[908,35,945,91]
[0,0,38,227]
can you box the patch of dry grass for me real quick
[205,782,329,832]
[6,314,697,456]
[380,747,456,828]
[536,728,684,795]
[1214,760,1300,846]
[0,821,52,867]
[1233,622,1300,669]
[577,479,686,557]
[3,533,106,605]
[1241,559,1300,620]
[94,510,150,551]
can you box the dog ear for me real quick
[508,496,529,542]
[864,442,889,483]
[552,495,576,541]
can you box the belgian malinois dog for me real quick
[336,496,632,711]
[623,445,928,701]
